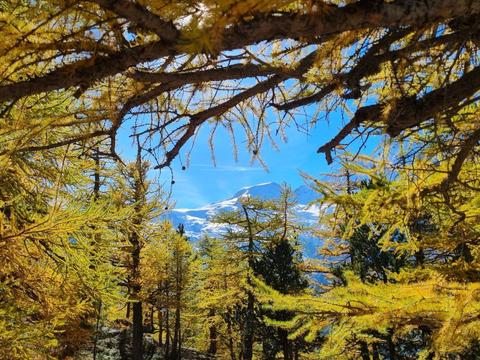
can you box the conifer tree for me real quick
[111,145,165,360]
[0,145,122,358]
[213,187,308,360]
[1,1,480,358]
[140,220,193,359]
[259,150,480,359]
[253,237,309,360]
[194,235,245,359]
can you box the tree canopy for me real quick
[1,0,479,176]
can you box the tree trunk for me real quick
[415,245,425,268]
[242,206,255,360]
[171,304,181,359]
[242,275,255,360]
[149,306,154,333]
[279,329,293,360]
[119,328,129,360]
[158,307,163,346]
[130,222,143,360]
[170,245,182,360]
[226,312,236,360]
[92,301,102,360]
[165,306,171,357]
[387,329,396,360]
[207,309,218,356]
[132,300,143,360]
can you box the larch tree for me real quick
[194,235,245,359]
[110,148,166,360]
[215,196,282,360]
[0,143,122,358]
[258,146,480,358]
[0,0,478,186]
[140,220,193,359]
[1,0,480,359]
[213,187,308,360]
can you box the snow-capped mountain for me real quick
[166,182,322,257]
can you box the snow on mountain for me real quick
[233,182,283,200]
[165,182,323,257]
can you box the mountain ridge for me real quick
[166,182,321,257]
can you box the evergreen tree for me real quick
[253,238,309,360]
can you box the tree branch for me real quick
[317,65,480,163]
[0,41,174,102]
[88,0,178,42]
[276,29,467,111]
[317,105,378,164]
[132,63,289,84]
[440,127,480,190]
[155,51,318,168]
[0,0,477,102]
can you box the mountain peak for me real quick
[165,181,321,256]
[233,182,282,200]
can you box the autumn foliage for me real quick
[1,0,480,359]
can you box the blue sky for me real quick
[115,110,375,208]
[111,44,385,208]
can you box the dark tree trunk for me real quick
[242,277,255,360]
[241,205,255,360]
[226,312,236,360]
[170,247,182,360]
[149,306,154,333]
[207,309,218,356]
[91,148,102,360]
[415,247,425,268]
[119,329,129,360]
[242,273,255,358]
[130,221,143,360]
[165,305,171,357]
[158,307,163,346]
[171,304,181,359]
[130,146,146,360]
[387,329,397,360]
[132,300,143,360]
[279,329,293,360]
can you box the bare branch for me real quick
[132,63,289,84]
[440,127,480,190]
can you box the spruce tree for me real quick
[253,238,308,360]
